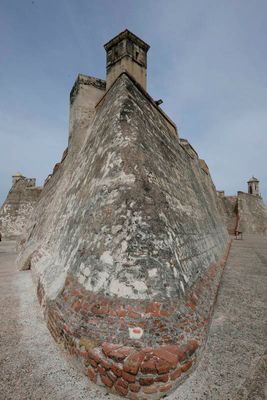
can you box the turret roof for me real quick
[248,176,259,183]
[104,29,150,51]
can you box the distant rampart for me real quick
[217,192,267,236]
[237,192,267,234]
[0,176,42,239]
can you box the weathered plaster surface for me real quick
[18,74,228,301]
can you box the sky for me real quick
[1,0,267,205]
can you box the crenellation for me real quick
[198,159,209,175]
[179,139,199,159]
[25,177,36,187]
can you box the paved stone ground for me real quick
[0,235,266,400]
[0,241,118,400]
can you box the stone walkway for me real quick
[0,241,118,400]
[0,235,266,400]
[170,235,267,400]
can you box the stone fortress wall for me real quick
[217,185,267,236]
[0,174,42,239]
[216,194,238,235]
[0,29,266,399]
[16,29,232,399]
[237,191,267,234]
[17,71,230,400]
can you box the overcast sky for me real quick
[1,0,266,205]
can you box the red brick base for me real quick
[37,241,232,399]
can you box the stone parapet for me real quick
[70,74,106,105]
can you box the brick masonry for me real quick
[35,241,231,399]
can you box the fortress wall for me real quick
[217,196,238,234]
[237,192,267,234]
[18,73,230,399]
[19,75,106,267]
[18,149,72,271]
[0,178,42,239]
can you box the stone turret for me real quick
[68,30,150,154]
[104,29,150,90]
[248,176,260,196]
[12,172,23,186]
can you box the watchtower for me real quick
[104,29,150,91]
[247,176,260,196]
[12,172,23,186]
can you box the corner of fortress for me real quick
[1,29,266,399]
